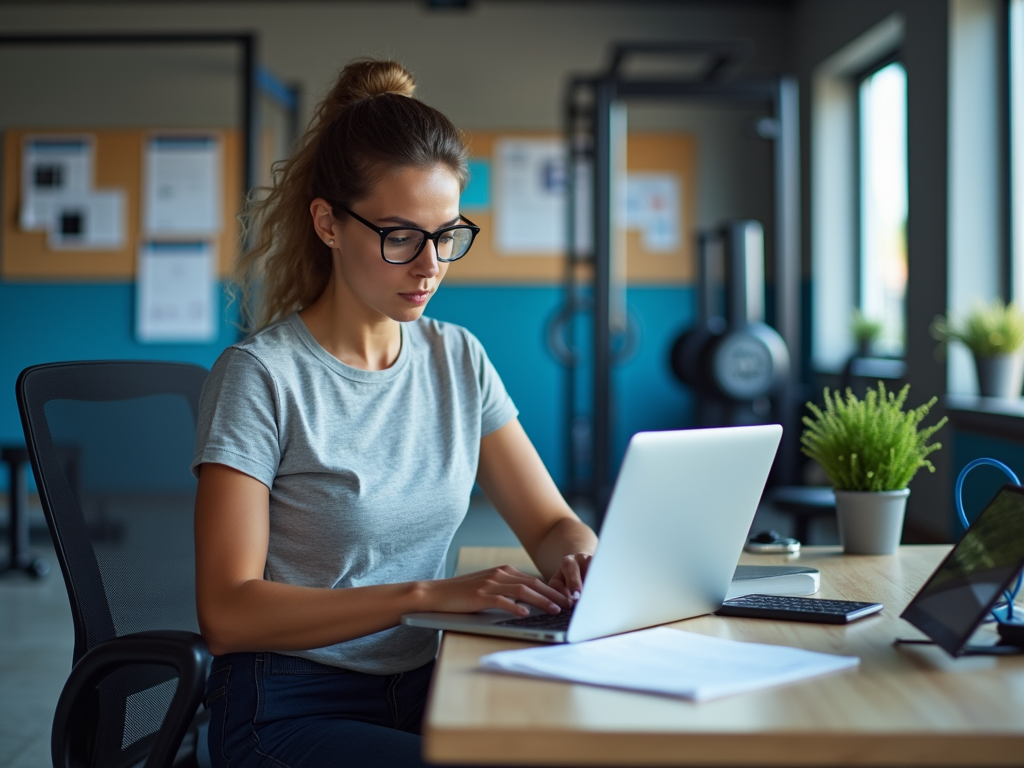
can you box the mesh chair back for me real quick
[17,361,209,768]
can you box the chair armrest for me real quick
[52,630,211,768]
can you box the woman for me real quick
[192,58,598,767]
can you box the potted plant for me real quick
[931,299,1024,399]
[801,383,947,554]
[851,310,883,357]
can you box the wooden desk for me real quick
[424,546,1024,766]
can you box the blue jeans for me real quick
[205,651,436,768]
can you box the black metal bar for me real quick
[773,76,801,485]
[0,32,254,45]
[614,78,778,102]
[0,446,48,578]
[241,35,257,199]
[564,80,579,502]
[593,78,615,523]
[608,40,755,78]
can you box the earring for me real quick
[328,239,335,246]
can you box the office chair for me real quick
[16,361,211,768]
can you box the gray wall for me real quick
[0,1,791,233]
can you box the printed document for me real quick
[479,626,859,701]
[144,135,222,236]
[136,241,216,342]
[20,135,95,231]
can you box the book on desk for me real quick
[727,564,820,600]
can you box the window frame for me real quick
[853,51,907,357]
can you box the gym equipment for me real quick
[671,219,790,426]
[558,41,801,523]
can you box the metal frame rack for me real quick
[563,41,801,524]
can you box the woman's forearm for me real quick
[530,516,598,582]
[199,578,428,656]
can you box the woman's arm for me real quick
[476,419,598,595]
[194,463,569,656]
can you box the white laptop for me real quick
[402,424,782,644]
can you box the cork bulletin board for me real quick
[2,127,242,280]
[444,130,696,285]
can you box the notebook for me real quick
[402,424,783,643]
[727,565,820,600]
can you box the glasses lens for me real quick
[438,227,474,261]
[383,229,427,263]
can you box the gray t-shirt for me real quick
[192,313,518,674]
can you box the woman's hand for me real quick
[421,566,572,617]
[548,553,592,603]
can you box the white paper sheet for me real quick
[626,173,681,252]
[46,190,126,251]
[20,135,94,230]
[479,627,859,702]
[136,242,217,343]
[144,135,222,236]
[494,138,566,253]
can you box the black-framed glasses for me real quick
[342,207,480,265]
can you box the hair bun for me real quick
[332,59,416,106]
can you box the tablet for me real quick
[901,483,1024,657]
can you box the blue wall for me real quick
[951,431,1024,540]
[1,280,698,493]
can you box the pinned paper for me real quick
[20,135,95,231]
[494,139,566,253]
[47,191,126,251]
[144,135,222,236]
[136,242,217,343]
[626,173,681,252]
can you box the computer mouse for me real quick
[745,530,800,554]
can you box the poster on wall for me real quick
[143,134,222,237]
[46,190,127,251]
[493,138,566,253]
[625,173,681,252]
[20,135,95,231]
[492,138,593,256]
[136,241,217,343]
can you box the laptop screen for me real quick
[901,484,1024,656]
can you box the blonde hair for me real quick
[234,58,469,331]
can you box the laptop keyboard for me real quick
[495,606,575,631]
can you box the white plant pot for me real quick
[834,489,910,555]
[974,352,1024,399]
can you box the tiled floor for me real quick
[0,494,833,767]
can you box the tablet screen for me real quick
[901,483,1024,656]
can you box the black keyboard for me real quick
[716,594,883,624]
[495,606,575,631]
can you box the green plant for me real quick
[851,309,883,349]
[931,299,1024,358]
[801,383,947,492]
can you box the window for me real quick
[1012,0,1024,300]
[858,60,908,357]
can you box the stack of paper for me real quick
[479,627,858,701]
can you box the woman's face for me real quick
[319,164,462,324]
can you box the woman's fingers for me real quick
[557,554,587,599]
[452,566,569,615]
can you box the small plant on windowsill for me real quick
[931,299,1024,399]
[851,310,883,357]
[801,382,947,554]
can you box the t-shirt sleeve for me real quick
[463,330,519,436]
[191,347,281,488]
